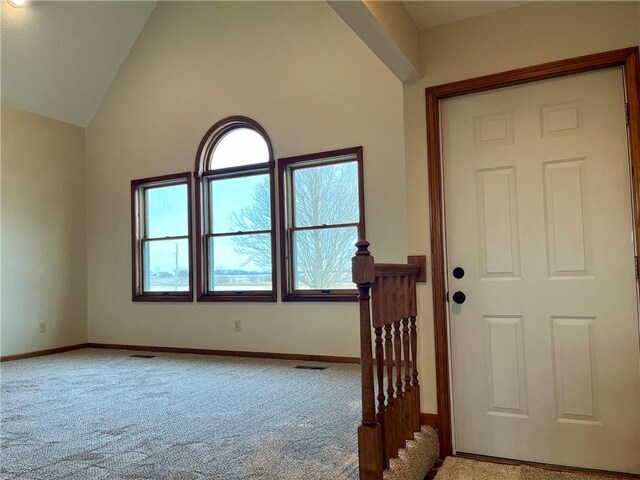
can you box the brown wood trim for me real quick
[269,157,278,301]
[425,458,444,480]
[196,169,277,303]
[1,342,361,365]
[420,413,439,429]
[425,47,640,459]
[194,172,206,299]
[282,293,358,302]
[426,84,453,457]
[428,47,639,99]
[407,255,427,282]
[454,453,640,479]
[624,49,640,281]
[193,115,275,175]
[131,172,194,302]
[206,229,271,239]
[1,343,89,362]
[196,293,277,302]
[279,146,365,167]
[193,116,277,302]
[132,295,193,303]
[86,343,360,364]
[374,263,421,277]
[278,146,366,301]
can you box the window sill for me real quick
[282,293,358,303]
[133,294,193,303]
[197,293,277,302]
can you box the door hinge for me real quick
[625,102,630,126]
[635,256,638,279]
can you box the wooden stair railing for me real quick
[353,240,422,480]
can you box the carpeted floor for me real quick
[0,348,364,479]
[434,457,626,480]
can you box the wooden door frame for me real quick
[425,47,640,458]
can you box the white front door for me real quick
[442,68,640,474]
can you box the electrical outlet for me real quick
[234,320,241,332]
[39,322,47,333]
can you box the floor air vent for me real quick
[294,365,327,370]
[130,354,156,359]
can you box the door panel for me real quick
[483,315,528,416]
[476,167,521,278]
[442,68,640,473]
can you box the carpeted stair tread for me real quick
[522,465,612,480]
[384,426,440,480]
[435,457,520,479]
[435,457,621,480]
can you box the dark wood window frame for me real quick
[131,172,194,302]
[194,116,277,302]
[278,146,366,302]
[426,47,640,458]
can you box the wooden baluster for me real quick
[385,327,395,404]
[397,274,413,441]
[402,316,413,440]
[408,274,420,434]
[410,314,420,434]
[374,326,387,468]
[372,277,389,469]
[393,318,404,451]
[352,241,383,480]
[384,322,397,460]
[375,327,386,415]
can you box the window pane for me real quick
[145,183,188,238]
[208,234,272,291]
[209,128,269,170]
[210,174,271,234]
[143,239,190,292]
[292,226,357,290]
[293,161,359,228]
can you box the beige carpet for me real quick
[1,348,363,479]
[435,457,624,480]
[384,426,439,480]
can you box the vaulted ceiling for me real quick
[1,1,532,127]
[1,1,156,127]
[402,1,531,30]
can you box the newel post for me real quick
[352,240,383,480]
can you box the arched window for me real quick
[194,116,276,301]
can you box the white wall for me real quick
[1,106,87,356]
[405,1,640,413]
[86,1,407,357]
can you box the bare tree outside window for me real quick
[231,161,360,290]
[228,178,273,271]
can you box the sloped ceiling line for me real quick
[1,1,156,127]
